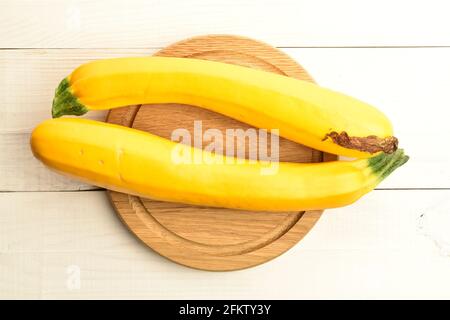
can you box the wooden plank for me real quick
[1,48,449,190]
[285,47,450,189]
[1,0,450,48]
[0,49,150,133]
[0,132,94,191]
[0,49,150,191]
[1,190,450,299]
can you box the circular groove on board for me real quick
[129,196,305,256]
[106,35,336,271]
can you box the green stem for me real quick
[367,150,395,174]
[368,149,409,181]
[379,151,409,181]
[52,78,88,118]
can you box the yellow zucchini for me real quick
[52,57,398,158]
[31,118,408,212]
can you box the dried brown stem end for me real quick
[323,131,398,154]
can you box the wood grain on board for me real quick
[106,35,335,270]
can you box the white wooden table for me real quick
[1,0,450,299]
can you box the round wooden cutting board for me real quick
[106,35,336,271]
